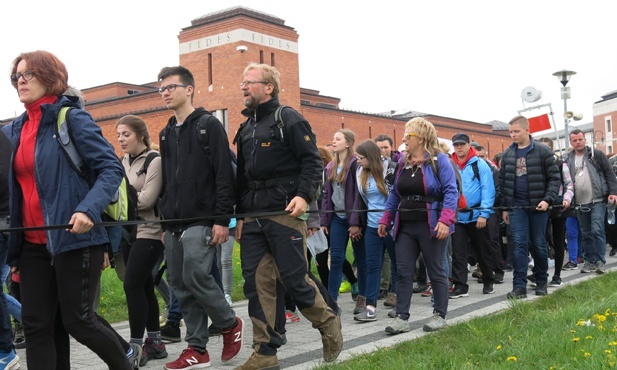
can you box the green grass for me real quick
[317,272,617,370]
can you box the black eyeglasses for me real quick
[158,84,188,94]
[10,70,35,84]
[239,80,268,87]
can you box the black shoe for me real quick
[506,287,527,300]
[449,287,469,299]
[611,247,617,257]
[13,321,25,349]
[413,283,428,293]
[160,321,181,343]
[483,283,494,294]
[535,282,548,296]
[208,323,221,337]
[477,278,484,284]
[527,274,537,287]
[504,263,513,272]
[494,272,505,284]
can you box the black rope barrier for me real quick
[0,204,584,234]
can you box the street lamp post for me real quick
[552,69,576,142]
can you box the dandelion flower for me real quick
[572,338,580,342]
[506,356,517,362]
[584,352,591,357]
[586,336,593,340]
[570,330,576,333]
[610,341,617,346]
[610,361,616,367]
[496,345,502,351]
[606,350,612,354]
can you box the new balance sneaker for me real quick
[220,317,244,362]
[285,309,300,323]
[384,293,397,307]
[581,261,595,273]
[563,260,578,270]
[353,295,366,315]
[527,274,537,287]
[385,316,410,335]
[423,312,447,332]
[140,338,168,367]
[596,261,606,274]
[234,351,279,370]
[164,347,210,369]
[449,287,469,299]
[0,348,19,370]
[421,284,433,297]
[506,287,527,300]
[319,314,343,362]
[161,321,181,343]
[127,342,142,370]
[354,306,377,322]
[535,282,548,296]
[549,276,562,287]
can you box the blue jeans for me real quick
[509,209,550,288]
[565,216,582,263]
[363,227,393,306]
[576,202,607,264]
[327,215,365,301]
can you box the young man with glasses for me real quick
[157,66,244,370]
[233,63,342,369]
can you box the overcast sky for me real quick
[2,0,615,132]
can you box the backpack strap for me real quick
[196,113,213,154]
[271,105,289,144]
[471,161,480,182]
[136,152,160,176]
[56,107,88,177]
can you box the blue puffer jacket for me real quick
[1,96,124,265]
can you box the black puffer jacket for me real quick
[499,138,560,208]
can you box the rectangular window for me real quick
[606,117,612,133]
[208,54,213,87]
[271,53,275,66]
[213,109,229,134]
[260,50,264,64]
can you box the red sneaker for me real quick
[164,346,210,369]
[220,317,244,362]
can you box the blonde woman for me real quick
[378,118,458,333]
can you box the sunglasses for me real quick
[403,132,418,140]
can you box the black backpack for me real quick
[196,114,237,179]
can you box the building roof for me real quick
[190,6,286,28]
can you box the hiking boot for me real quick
[0,348,19,370]
[596,261,606,274]
[127,342,142,370]
[353,295,366,315]
[471,267,482,279]
[378,289,389,300]
[527,274,537,287]
[164,347,210,369]
[354,306,377,322]
[160,321,181,343]
[423,312,447,332]
[319,314,343,362]
[549,276,562,287]
[449,287,469,299]
[535,282,548,296]
[12,321,25,349]
[413,282,428,293]
[387,307,397,318]
[421,284,433,297]
[506,287,527,300]
[563,261,578,270]
[483,283,494,294]
[385,316,410,335]
[581,261,595,273]
[140,338,168,366]
[221,317,244,362]
[384,293,397,307]
[234,351,280,370]
[285,309,300,323]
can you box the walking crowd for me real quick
[0,50,616,370]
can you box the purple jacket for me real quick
[320,157,363,227]
[379,152,458,240]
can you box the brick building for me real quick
[4,6,513,157]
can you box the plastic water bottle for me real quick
[608,202,616,225]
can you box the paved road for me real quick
[14,254,615,369]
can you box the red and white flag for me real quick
[528,114,551,133]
